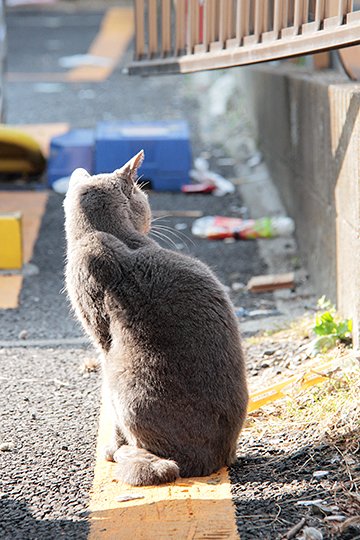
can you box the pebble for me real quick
[262,349,275,357]
[0,442,15,452]
[18,330,28,340]
[312,470,329,479]
[301,527,323,540]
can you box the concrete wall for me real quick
[240,66,360,345]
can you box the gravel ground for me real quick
[0,348,100,540]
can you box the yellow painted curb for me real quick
[248,358,336,413]
[67,7,134,82]
[7,7,134,84]
[0,192,48,309]
[89,402,238,540]
[0,212,22,269]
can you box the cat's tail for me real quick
[113,444,180,486]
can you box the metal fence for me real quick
[129,0,360,74]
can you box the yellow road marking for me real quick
[67,7,134,82]
[7,7,134,84]
[89,402,239,539]
[0,276,23,309]
[0,192,48,309]
[248,357,338,412]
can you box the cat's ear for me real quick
[115,150,144,181]
[70,168,91,185]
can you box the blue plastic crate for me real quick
[95,120,191,191]
[47,129,94,186]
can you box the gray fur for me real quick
[64,151,249,486]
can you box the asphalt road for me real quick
[1,4,273,538]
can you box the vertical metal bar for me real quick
[203,0,210,49]
[134,0,145,59]
[187,0,199,54]
[273,0,283,34]
[325,1,337,17]
[303,0,309,22]
[338,0,348,19]
[209,0,217,42]
[262,0,269,33]
[243,0,250,36]
[253,0,263,39]
[219,0,229,44]
[314,0,324,26]
[161,0,171,56]
[282,0,290,27]
[235,0,250,43]
[293,0,304,31]
[175,0,186,54]
[227,0,235,38]
[148,0,158,57]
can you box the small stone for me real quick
[0,442,15,452]
[175,223,187,230]
[262,349,275,357]
[18,330,28,340]
[301,526,323,540]
[313,470,329,479]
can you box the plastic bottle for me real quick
[191,216,295,240]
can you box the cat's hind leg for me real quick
[104,425,127,462]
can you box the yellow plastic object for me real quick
[248,359,335,413]
[0,212,23,269]
[0,126,46,174]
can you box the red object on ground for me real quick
[181,183,216,194]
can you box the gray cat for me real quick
[64,150,248,486]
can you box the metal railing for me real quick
[129,0,360,74]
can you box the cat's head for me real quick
[64,150,151,235]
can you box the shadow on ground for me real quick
[0,498,89,540]
[230,436,360,540]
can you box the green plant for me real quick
[312,298,352,354]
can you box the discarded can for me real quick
[191,216,295,240]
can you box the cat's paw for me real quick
[104,445,118,462]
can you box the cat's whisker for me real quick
[149,229,180,251]
[151,215,171,223]
[150,230,178,250]
[149,230,174,249]
[153,224,195,250]
[151,225,185,246]
[151,220,195,245]
[134,174,144,187]
[138,181,149,191]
